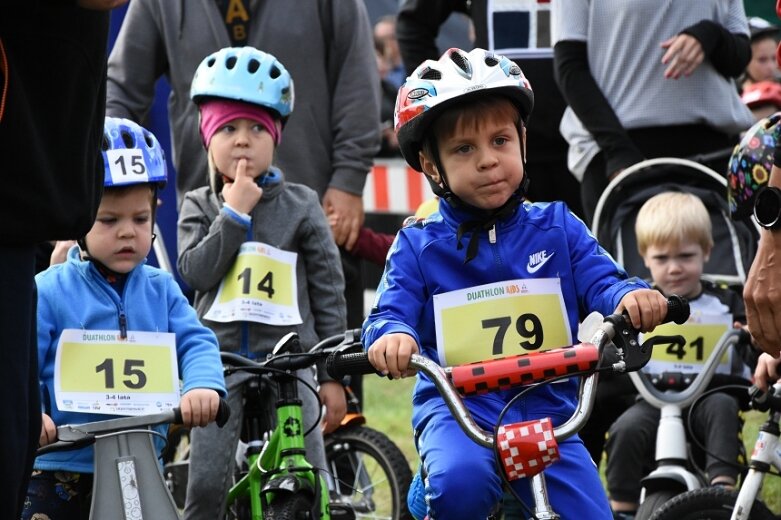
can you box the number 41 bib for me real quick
[205,241,303,326]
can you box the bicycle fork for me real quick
[730,409,781,520]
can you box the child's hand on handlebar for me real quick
[39,413,56,447]
[754,353,781,392]
[319,380,347,434]
[180,388,221,427]
[367,332,419,379]
[616,289,669,332]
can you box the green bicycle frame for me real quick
[225,389,330,519]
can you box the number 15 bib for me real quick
[205,241,303,326]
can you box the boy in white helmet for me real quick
[364,47,670,519]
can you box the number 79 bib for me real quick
[205,241,303,326]
[433,278,572,367]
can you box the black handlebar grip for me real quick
[665,295,690,325]
[215,398,231,428]
[326,351,377,379]
[171,398,231,427]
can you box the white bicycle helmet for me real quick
[395,47,534,172]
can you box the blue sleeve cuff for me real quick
[221,204,251,227]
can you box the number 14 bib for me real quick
[433,278,572,367]
[205,241,303,326]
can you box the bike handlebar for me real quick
[628,328,749,409]
[326,296,689,448]
[37,399,231,456]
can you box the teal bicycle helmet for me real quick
[102,117,167,188]
[190,46,294,121]
[727,113,781,219]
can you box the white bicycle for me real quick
[649,383,781,520]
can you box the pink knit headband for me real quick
[198,99,281,148]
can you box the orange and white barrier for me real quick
[364,158,436,214]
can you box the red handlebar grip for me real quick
[449,344,599,396]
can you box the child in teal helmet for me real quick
[179,46,347,518]
[23,117,226,520]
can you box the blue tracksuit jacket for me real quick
[363,199,647,519]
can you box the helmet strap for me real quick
[424,125,531,263]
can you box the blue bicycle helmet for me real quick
[102,117,167,188]
[190,46,294,121]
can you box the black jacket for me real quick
[0,2,108,244]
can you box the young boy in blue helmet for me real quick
[178,46,347,518]
[23,117,226,519]
[364,47,671,519]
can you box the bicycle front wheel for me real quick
[649,487,775,520]
[265,492,315,520]
[325,425,413,520]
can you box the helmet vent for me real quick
[206,57,216,67]
[509,64,522,76]
[226,56,237,69]
[247,59,260,74]
[101,135,110,151]
[484,55,499,67]
[419,67,442,80]
[269,65,281,79]
[144,132,155,149]
[120,130,135,149]
[448,50,472,78]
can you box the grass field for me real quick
[360,374,781,513]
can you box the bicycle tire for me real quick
[325,425,413,520]
[265,492,315,520]
[636,490,678,520]
[648,487,776,520]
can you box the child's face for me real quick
[209,117,275,180]
[84,185,154,274]
[643,239,709,299]
[421,115,525,211]
[747,38,778,83]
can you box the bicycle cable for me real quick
[224,356,324,437]
[492,365,617,519]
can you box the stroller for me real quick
[589,157,760,519]
[591,157,758,288]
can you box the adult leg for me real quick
[0,245,41,519]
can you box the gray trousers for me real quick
[183,369,327,519]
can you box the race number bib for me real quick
[433,278,571,367]
[205,241,302,326]
[641,313,732,375]
[54,329,180,416]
